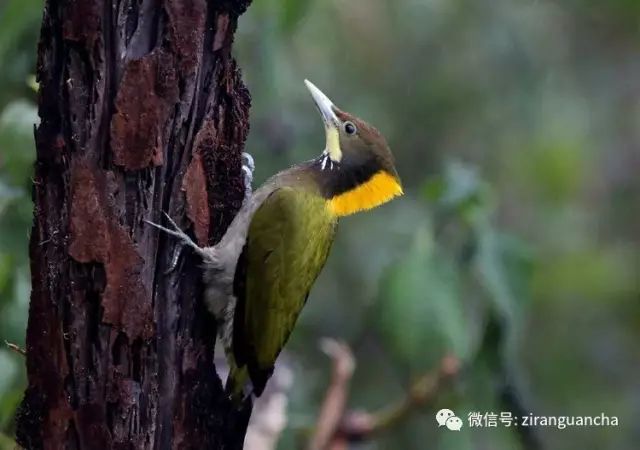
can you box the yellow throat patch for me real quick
[328,171,403,217]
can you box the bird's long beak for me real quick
[305,79,339,127]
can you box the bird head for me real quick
[304,79,403,217]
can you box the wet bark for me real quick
[15,0,253,448]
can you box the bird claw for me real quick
[144,212,205,271]
[164,245,183,274]
[242,152,255,203]
[144,212,189,242]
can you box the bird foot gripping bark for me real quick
[146,153,252,275]
[242,152,255,203]
[144,212,209,274]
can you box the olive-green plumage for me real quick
[145,80,402,407]
[227,178,337,399]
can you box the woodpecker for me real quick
[145,80,402,405]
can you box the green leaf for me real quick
[472,221,535,355]
[423,161,494,227]
[377,226,470,372]
[26,74,38,92]
[424,162,484,205]
[422,176,447,203]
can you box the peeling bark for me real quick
[16,0,253,449]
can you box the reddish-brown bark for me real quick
[16,0,253,448]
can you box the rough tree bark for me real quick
[15,0,254,448]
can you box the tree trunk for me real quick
[15,0,253,448]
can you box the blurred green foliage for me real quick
[1,0,639,449]
[0,0,42,447]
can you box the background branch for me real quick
[4,340,25,356]
[305,341,460,449]
[307,339,356,450]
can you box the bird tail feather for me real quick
[225,360,252,409]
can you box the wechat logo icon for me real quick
[436,409,463,431]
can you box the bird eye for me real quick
[343,121,357,135]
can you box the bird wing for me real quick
[232,186,336,395]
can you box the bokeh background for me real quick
[1,0,639,449]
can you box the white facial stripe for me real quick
[320,153,336,171]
